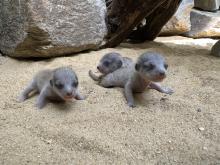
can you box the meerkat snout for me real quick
[66,91,73,96]
[159,71,165,76]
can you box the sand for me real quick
[0,36,219,164]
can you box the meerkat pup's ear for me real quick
[118,60,123,68]
[50,79,53,87]
[135,63,140,71]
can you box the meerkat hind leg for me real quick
[18,80,37,102]
[99,78,116,88]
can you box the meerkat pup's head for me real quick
[135,52,168,82]
[50,67,79,101]
[97,52,123,74]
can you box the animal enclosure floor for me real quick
[0,36,219,164]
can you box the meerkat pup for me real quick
[89,52,132,81]
[90,51,174,107]
[18,67,84,109]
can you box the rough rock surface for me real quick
[185,9,220,38]
[160,0,194,35]
[194,0,220,11]
[211,40,220,56]
[0,0,107,58]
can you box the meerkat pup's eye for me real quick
[72,81,78,87]
[144,63,154,70]
[55,82,64,89]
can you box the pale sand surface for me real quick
[0,36,219,164]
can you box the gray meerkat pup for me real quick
[89,52,132,81]
[90,51,174,107]
[18,67,84,109]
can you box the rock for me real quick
[203,146,208,150]
[185,9,220,38]
[45,139,52,144]
[160,97,168,102]
[194,0,220,12]
[121,112,126,115]
[160,0,194,35]
[211,40,220,57]
[198,127,205,131]
[0,0,107,58]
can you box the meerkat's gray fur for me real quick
[18,67,84,109]
[90,52,174,107]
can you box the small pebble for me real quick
[203,147,208,150]
[45,139,52,144]
[169,147,174,151]
[155,150,161,154]
[197,108,202,112]
[198,127,205,131]
[160,97,168,101]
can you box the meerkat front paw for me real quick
[88,70,93,76]
[36,97,46,109]
[162,87,174,95]
[18,95,27,102]
[76,95,85,100]
[127,102,136,108]
[36,102,45,109]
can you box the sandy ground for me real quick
[0,36,220,164]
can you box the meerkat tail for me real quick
[89,70,101,81]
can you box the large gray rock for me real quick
[185,9,220,38]
[160,0,194,35]
[194,0,220,12]
[0,0,107,58]
[211,40,220,57]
